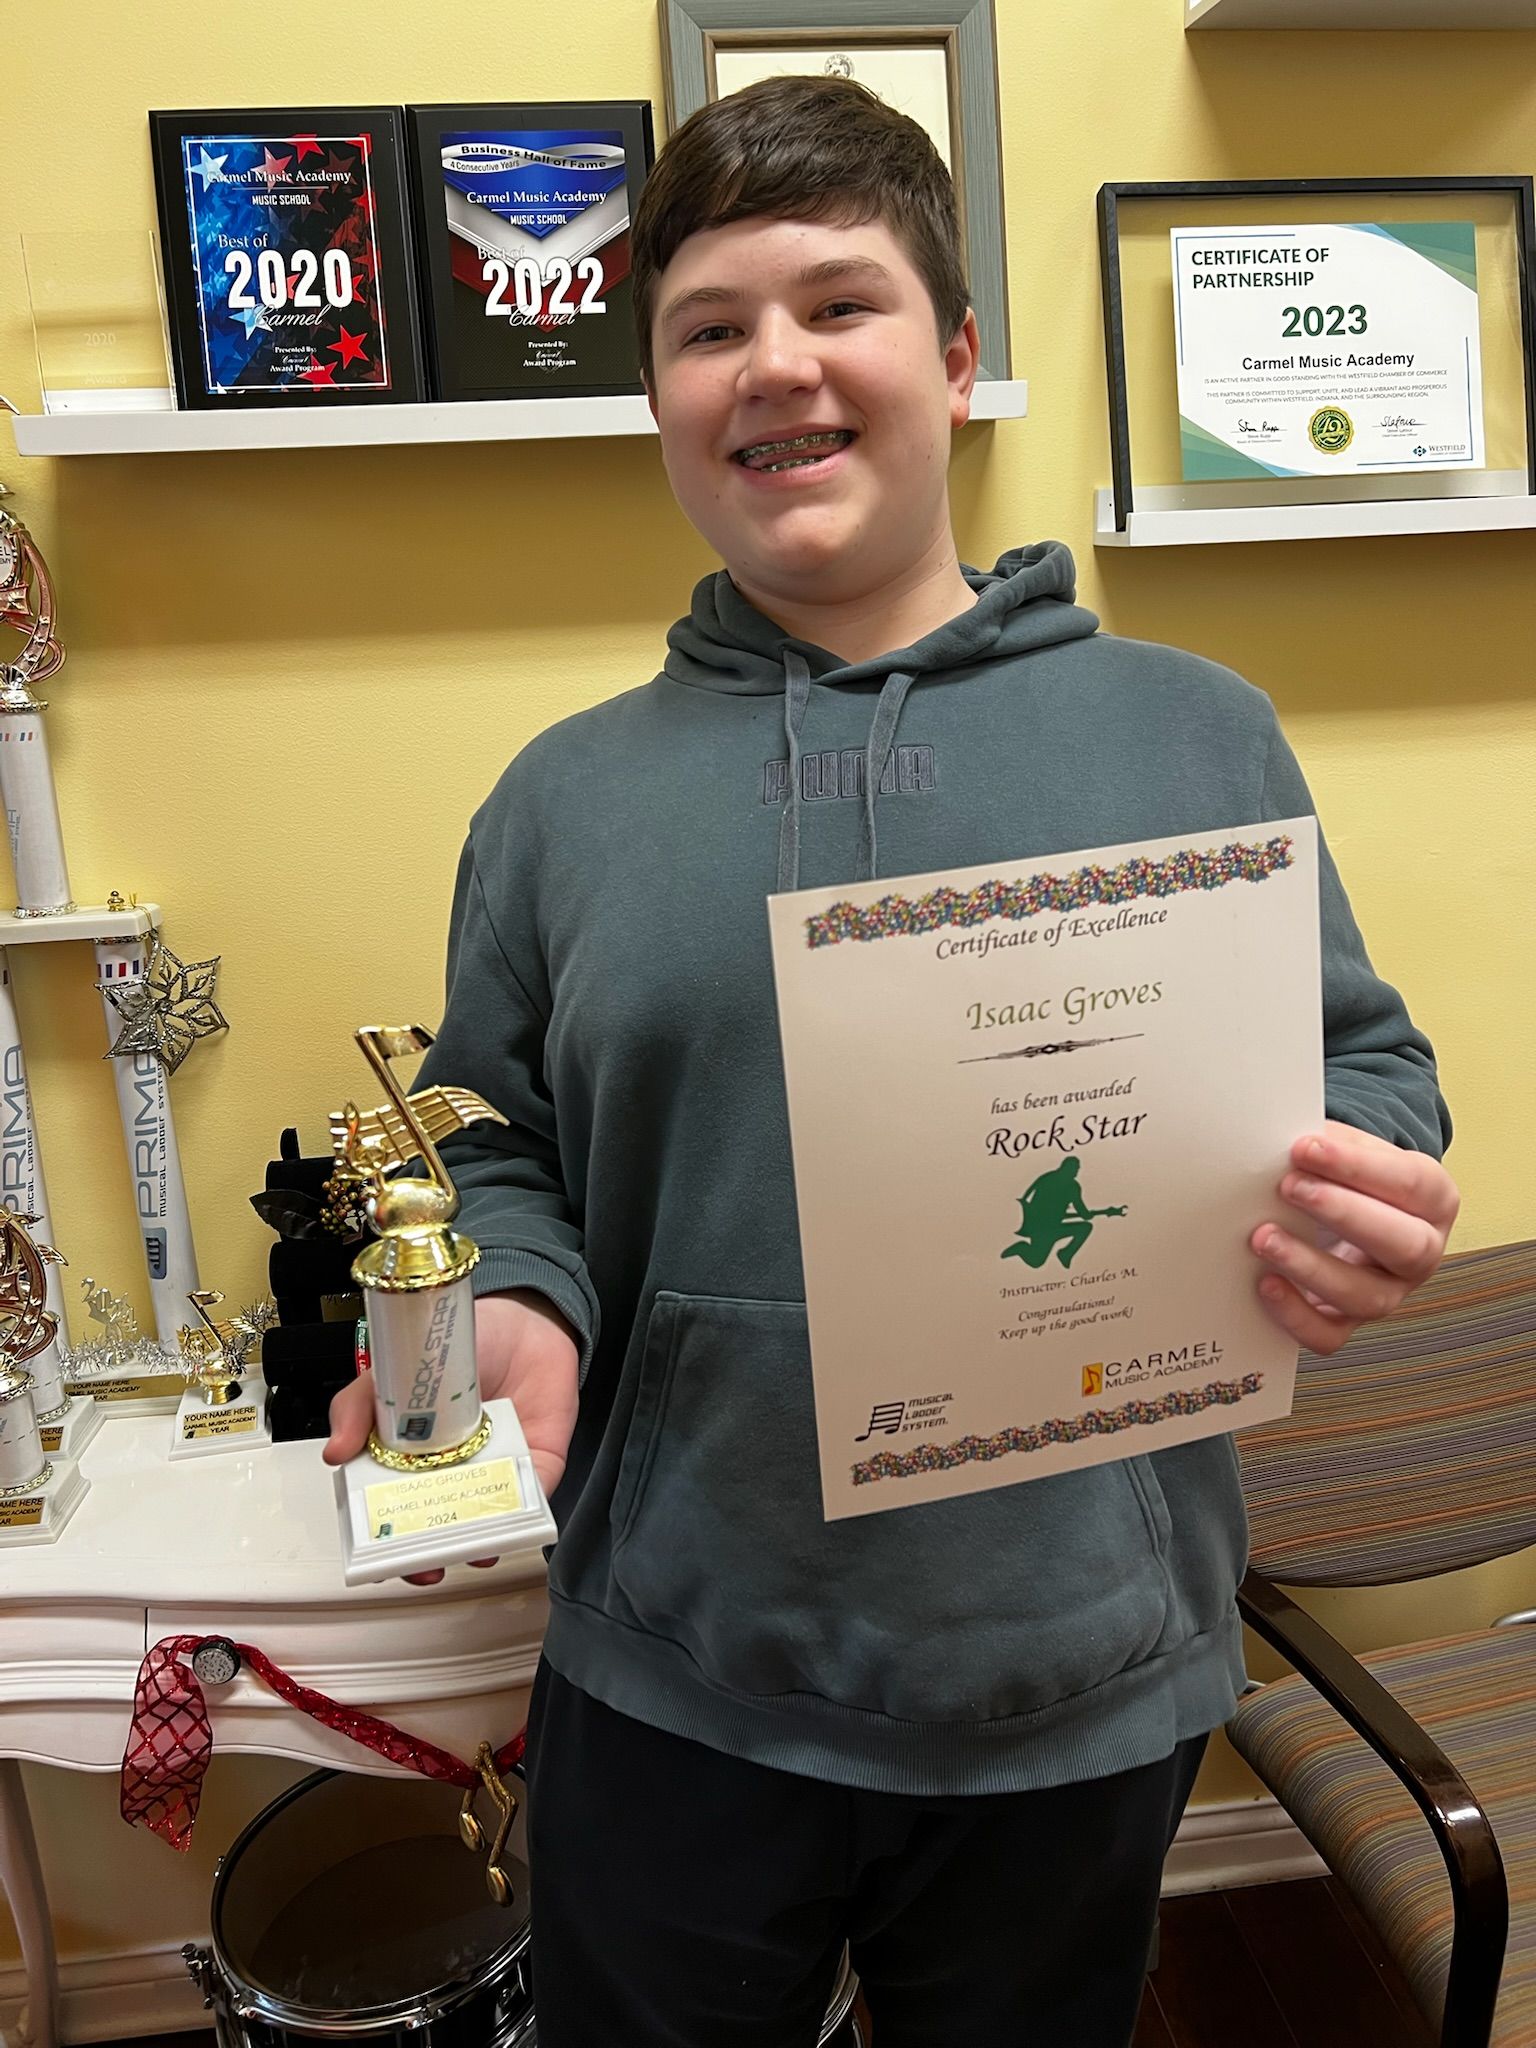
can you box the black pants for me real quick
[525,1659,1207,2047]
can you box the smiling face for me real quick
[646,214,979,617]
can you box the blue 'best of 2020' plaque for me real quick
[150,106,424,407]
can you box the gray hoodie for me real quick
[417,542,1448,1794]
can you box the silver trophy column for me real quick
[0,952,68,1414]
[0,694,73,918]
[0,509,73,919]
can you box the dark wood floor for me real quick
[1134,1878,1435,2048]
[109,1877,1433,2047]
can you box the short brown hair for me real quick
[631,74,970,382]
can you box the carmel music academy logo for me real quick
[1084,1339,1225,1396]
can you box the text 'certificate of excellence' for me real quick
[1172,222,1484,481]
[768,820,1323,1521]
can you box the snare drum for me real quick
[188,1768,865,2045]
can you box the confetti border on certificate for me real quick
[850,1373,1265,1487]
[806,835,1294,950]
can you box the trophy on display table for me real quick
[170,1289,273,1459]
[0,1207,88,1543]
[0,498,216,1382]
[331,1025,556,1587]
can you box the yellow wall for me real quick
[3,0,1534,1972]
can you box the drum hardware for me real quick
[181,1940,214,2007]
[458,1738,519,1905]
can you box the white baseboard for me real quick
[0,1938,206,2044]
[1164,1794,1327,1895]
[0,1802,1322,2041]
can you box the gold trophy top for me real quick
[339,1027,506,1294]
[176,1290,251,1405]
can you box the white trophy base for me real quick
[168,1376,272,1460]
[64,1345,185,1420]
[0,1457,88,1545]
[335,1397,557,1588]
[36,1394,104,1463]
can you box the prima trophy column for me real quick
[94,935,200,1352]
[0,952,68,1418]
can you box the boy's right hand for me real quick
[325,1289,581,1586]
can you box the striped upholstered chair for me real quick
[1227,1240,1536,2048]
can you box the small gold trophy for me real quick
[168,1290,271,1459]
[0,1208,88,1542]
[330,1026,557,1587]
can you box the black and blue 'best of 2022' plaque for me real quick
[406,102,654,401]
[149,104,425,408]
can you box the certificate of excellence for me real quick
[1172,222,1484,481]
[407,102,653,400]
[150,106,424,406]
[767,820,1323,1522]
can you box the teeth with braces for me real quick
[736,431,853,473]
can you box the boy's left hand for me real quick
[1251,1119,1460,1354]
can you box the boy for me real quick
[328,75,1457,2046]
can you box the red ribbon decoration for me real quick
[121,1634,527,1851]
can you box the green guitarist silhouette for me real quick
[1002,1157,1127,1270]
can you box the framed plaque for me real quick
[149,105,425,408]
[659,0,1011,380]
[1098,177,1536,532]
[406,102,654,401]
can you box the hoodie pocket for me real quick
[609,1291,1181,1722]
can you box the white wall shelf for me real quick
[8,381,1028,459]
[1094,485,1536,546]
[0,902,157,946]
[1188,0,1536,25]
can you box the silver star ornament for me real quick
[103,936,229,1076]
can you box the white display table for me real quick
[0,1407,550,2048]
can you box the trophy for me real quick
[0,499,207,1355]
[0,505,72,918]
[0,1207,87,1543]
[330,1025,556,1586]
[169,1289,272,1459]
[64,1276,186,1411]
[0,1199,99,1460]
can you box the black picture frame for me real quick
[149,104,426,409]
[405,102,655,402]
[1097,176,1536,532]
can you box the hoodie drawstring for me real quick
[859,670,916,886]
[775,656,917,894]
[776,651,812,894]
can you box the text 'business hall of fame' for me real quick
[406,104,654,400]
[149,105,425,407]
